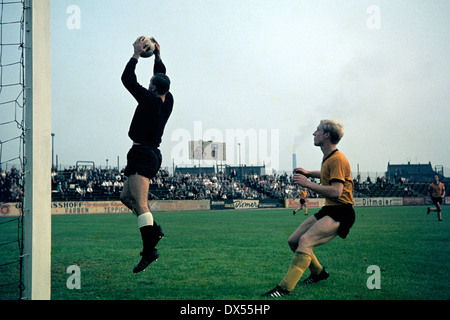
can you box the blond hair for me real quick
[320,119,344,144]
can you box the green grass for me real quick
[2,206,450,300]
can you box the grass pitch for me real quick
[50,206,449,300]
[1,206,449,300]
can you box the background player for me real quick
[120,36,174,273]
[427,173,445,221]
[293,187,308,215]
[262,120,355,298]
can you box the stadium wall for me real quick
[1,196,448,217]
[285,198,325,208]
[1,200,209,217]
[285,197,418,208]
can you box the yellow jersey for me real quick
[300,190,307,199]
[428,182,445,198]
[321,149,354,206]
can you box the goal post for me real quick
[22,0,52,300]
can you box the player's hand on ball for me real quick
[151,37,161,60]
[133,37,146,56]
[151,37,160,54]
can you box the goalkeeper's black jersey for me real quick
[121,57,173,148]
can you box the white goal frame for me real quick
[22,0,52,300]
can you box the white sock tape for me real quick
[137,212,154,228]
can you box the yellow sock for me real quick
[305,208,308,214]
[279,251,311,292]
[309,251,323,275]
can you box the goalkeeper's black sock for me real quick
[139,223,164,255]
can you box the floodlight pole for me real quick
[23,0,52,300]
[51,133,55,168]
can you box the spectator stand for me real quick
[2,162,449,205]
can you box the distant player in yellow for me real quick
[261,120,355,298]
[293,188,308,215]
[427,173,445,221]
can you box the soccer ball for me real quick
[140,36,156,58]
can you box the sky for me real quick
[2,0,450,176]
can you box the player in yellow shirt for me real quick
[293,188,308,215]
[262,120,355,298]
[427,173,445,221]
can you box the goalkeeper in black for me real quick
[120,36,174,273]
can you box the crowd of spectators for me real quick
[1,166,316,202]
[353,175,425,197]
[150,170,260,200]
[0,166,23,202]
[147,170,317,201]
[2,165,438,203]
[51,165,124,199]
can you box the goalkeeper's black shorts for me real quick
[124,144,162,179]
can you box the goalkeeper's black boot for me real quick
[140,222,164,253]
[133,223,164,273]
[133,248,159,273]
